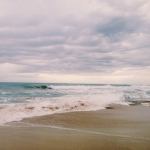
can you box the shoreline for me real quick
[0,104,150,150]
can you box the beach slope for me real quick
[0,105,150,150]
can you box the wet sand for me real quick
[0,105,150,150]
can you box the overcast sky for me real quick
[0,0,150,84]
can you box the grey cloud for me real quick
[96,17,128,36]
[0,0,150,79]
[94,14,145,37]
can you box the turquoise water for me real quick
[0,82,149,104]
[0,82,65,104]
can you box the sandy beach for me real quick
[0,104,150,150]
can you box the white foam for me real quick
[1,84,149,125]
[0,92,129,125]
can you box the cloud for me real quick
[0,0,150,84]
[0,63,24,73]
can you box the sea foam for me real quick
[0,83,150,124]
[0,93,128,124]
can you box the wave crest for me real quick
[24,85,52,89]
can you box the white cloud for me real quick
[0,63,24,73]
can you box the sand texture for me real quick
[0,105,150,150]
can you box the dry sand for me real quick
[0,105,150,150]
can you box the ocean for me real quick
[0,82,150,124]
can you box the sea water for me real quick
[0,82,150,124]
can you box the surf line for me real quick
[21,122,150,141]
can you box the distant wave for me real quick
[23,85,52,89]
[110,84,131,87]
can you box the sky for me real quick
[0,0,150,84]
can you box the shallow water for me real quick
[0,82,150,124]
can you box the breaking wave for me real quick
[0,95,129,124]
[23,85,52,89]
